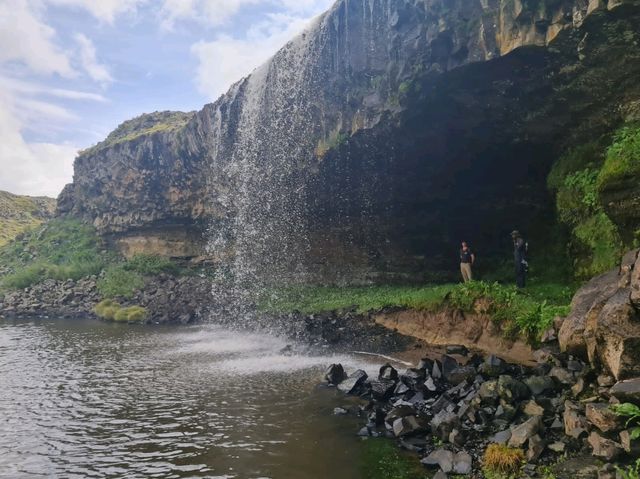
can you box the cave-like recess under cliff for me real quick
[59,0,640,285]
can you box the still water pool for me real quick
[0,318,389,479]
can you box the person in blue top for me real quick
[511,230,528,288]
[459,241,475,282]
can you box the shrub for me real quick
[94,300,148,323]
[97,265,144,299]
[123,254,179,275]
[94,299,121,320]
[0,218,106,290]
[598,124,640,190]
[611,403,640,440]
[617,459,640,479]
[113,306,148,323]
[482,444,525,479]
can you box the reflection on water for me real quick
[0,319,379,479]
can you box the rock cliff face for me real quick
[59,0,640,283]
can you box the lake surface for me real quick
[0,318,385,479]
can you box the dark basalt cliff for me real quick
[59,0,640,283]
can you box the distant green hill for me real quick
[0,191,56,247]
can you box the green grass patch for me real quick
[0,218,109,290]
[548,137,625,280]
[359,438,427,479]
[94,299,148,322]
[123,254,180,275]
[598,124,640,190]
[97,265,145,299]
[260,280,574,340]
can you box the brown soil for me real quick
[374,308,536,366]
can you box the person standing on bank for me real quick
[511,230,528,288]
[459,241,475,283]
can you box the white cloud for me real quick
[45,0,147,23]
[0,90,77,197]
[191,10,325,99]
[0,0,74,77]
[160,0,260,29]
[74,33,114,85]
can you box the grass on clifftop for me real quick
[260,280,574,340]
[0,191,56,247]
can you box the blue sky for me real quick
[0,0,334,196]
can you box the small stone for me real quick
[508,416,542,448]
[479,380,499,404]
[325,364,348,385]
[445,365,476,386]
[430,410,459,441]
[333,407,348,415]
[379,363,399,381]
[620,429,640,455]
[370,379,397,401]
[446,345,469,356]
[432,361,443,379]
[527,434,545,461]
[522,400,545,417]
[498,375,530,403]
[571,377,585,397]
[479,355,506,377]
[610,378,640,403]
[425,377,437,392]
[337,369,368,394]
[524,376,556,396]
[597,374,616,387]
[394,382,409,395]
[598,464,617,479]
[588,431,623,461]
[541,327,557,343]
[491,429,512,444]
[585,403,622,433]
[421,449,454,473]
[417,357,434,371]
[563,401,589,439]
[357,426,370,437]
[548,441,566,453]
[433,471,447,479]
[392,415,424,437]
[550,367,575,385]
[449,428,466,447]
[453,451,472,475]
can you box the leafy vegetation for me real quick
[359,438,426,479]
[611,403,640,441]
[598,124,640,190]
[94,299,148,322]
[97,265,145,299]
[617,460,640,479]
[260,280,573,340]
[548,138,624,279]
[481,444,525,479]
[0,218,108,290]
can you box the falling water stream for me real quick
[0,317,401,479]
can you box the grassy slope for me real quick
[0,191,56,247]
[260,281,575,340]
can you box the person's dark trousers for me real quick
[515,263,526,288]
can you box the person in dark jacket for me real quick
[511,230,528,288]
[459,241,475,282]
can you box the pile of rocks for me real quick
[0,274,212,324]
[0,276,100,317]
[325,344,640,477]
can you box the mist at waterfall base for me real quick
[0,318,402,479]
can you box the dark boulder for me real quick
[325,364,347,385]
[379,363,399,381]
[337,369,368,394]
[479,355,506,377]
[610,377,640,403]
[497,375,530,403]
